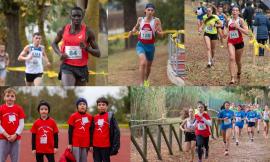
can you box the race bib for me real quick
[235,117,242,122]
[198,123,206,130]
[140,30,153,40]
[9,115,16,122]
[229,30,239,39]
[205,26,213,32]
[224,119,231,125]
[250,118,255,122]
[40,136,47,144]
[65,46,82,59]
[98,119,104,127]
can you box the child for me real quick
[0,45,9,86]
[0,88,25,162]
[92,97,120,162]
[68,98,92,162]
[18,32,50,86]
[31,100,59,162]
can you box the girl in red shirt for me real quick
[195,101,212,162]
[31,100,59,162]
[67,98,92,162]
[224,6,249,84]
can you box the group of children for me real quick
[0,87,120,162]
[180,101,270,162]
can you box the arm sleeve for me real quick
[68,125,73,145]
[15,119,24,135]
[0,125,6,134]
[54,133,58,148]
[32,133,36,150]
[111,116,120,153]
[202,115,212,126]
[90,118,94,146]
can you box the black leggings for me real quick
[196,135,209,160]
[36,153,55,162]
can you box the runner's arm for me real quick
[237,18,249,35]
[202,117,212,126]
[155,18,164,37]
[85,28,100,57]
[18,45,30,61]
[129,17,141,37]
[180,119,187,131]
[51,27,65,57]
[42,48,51,66]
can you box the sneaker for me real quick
[224,150,229,156]
[251,138,254,142]
[206,63,211,68]
[257,130,260,134]
[205,150,208,159]
[220,45,224,48]
[236,141,239,146]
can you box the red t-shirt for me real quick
[60,24,88,67]
[67,112,92,147]
[31,117,59,153]
[93,112,110,148]
[195,113,211,137]
[0,104,26,140]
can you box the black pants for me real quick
[36,153,55,162]
[196,135,209,160]
[257,39,267,56]
[93,147,111,162]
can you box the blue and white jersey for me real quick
[25,44,44,74]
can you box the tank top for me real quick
[186,118,196,132]
[61,24,88,66]
[0,53,7,70]
[25,44,43,74]
[203,14,220,34]
[138,17,156,44]
[218,14,225,27]
[227,18,243,44]
[263,111,270,120]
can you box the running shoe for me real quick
[257,130,260,134]
[236,141,239,146]
[251,138,254,142]
[224,150,229,156]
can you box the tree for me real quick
[0,0,24,85]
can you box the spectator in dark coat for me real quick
[254,9,270,56]
[243,1,255,30]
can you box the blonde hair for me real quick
[4,88,16,96]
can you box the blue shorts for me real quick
[221,124,232,131]
[136,41,155,61]
[235,122,244,129]
[197,15,204,21]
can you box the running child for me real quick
[128,3,164,86]
[263,105,270,139]
[31,100,59,162]
[246,105,258,142]
[180,108,196,162]
[67,98,92,162]
[234,105,246,145]
[218,101,234,156]
[0,88,25,162]
[194,101,212,162]
[216,5,228,47]
[18,32,51,86]
[195,1,207,32]
[0,45,9,86]
[92,97,120,162]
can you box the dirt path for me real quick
[185,1,270,86]
[6,128,130,162]
[131,123,270,162]
[108,45,172,85]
